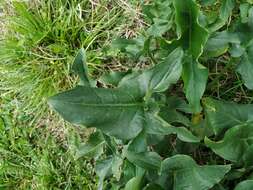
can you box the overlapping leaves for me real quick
[48,1,253,190]
[49,48,199,142]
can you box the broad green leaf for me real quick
[75,131,104,159]
[231,7,253,89]
[220,0,235,21]
[72,48,90,86]
[145,114,200,143]
[204,31,240,57]
[229,44,246,58]
[234,180,253,190]
[95,157,113,190]
[173,0,209,59]
[125,175,144,190]
[182,58,208,113]
[49,48,184,140]
[118,48,184,96]
[240,3,250,23]
[173,0,209,113]
[237,44,253,89]
[128,130,147,153]
[48,86,144,140]
[205,124,253,163]
[161,155,231,190]
[125,150,162,171]
[203,98,253,135]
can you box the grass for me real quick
[0,0,142,125]
[0,0,142,189]
[0,106,96,189]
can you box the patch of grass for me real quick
[0,112,96,190]
[0,0,142,125]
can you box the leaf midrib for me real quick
[61,102,144,107]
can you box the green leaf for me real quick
[234,180,253,190]
[240,3,250,23]
[231,7,253,89]
[204,31,240,58]
[123,160,136,182]
[125,175,144,190]
[172,0,209,113]
[220,0,235,21]
[182,58,208,113]
[118,48,184,96]
[72,48,90,86]
[48,86,144,140]
[237,44,253,89]
[205,124,253,163]
[125,150,162,171]
[145,114,200,143]
[173,0,209,59]
[49,48,185,140]
[75,131,104,159]
[161,155,231,190]
[159,96,191,127]
[95,157,113,190]
[128,130,147,153]
[242,145,253,168]
[49,48,184,140]
[203,98,253,135]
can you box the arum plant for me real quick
[48,48,231,190]
[49,0,253,189]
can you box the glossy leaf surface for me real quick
[203,98,253,135]
[234,180,253,190]
[161,155,231,190]
[173,0,209,59]
[72,48,91,86]
[49,86,144,140]
[182,58,208,113]
[205,124,253,163]
[118,48,184,96]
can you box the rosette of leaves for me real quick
[113,0,210,113]
[48,48,234,190]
